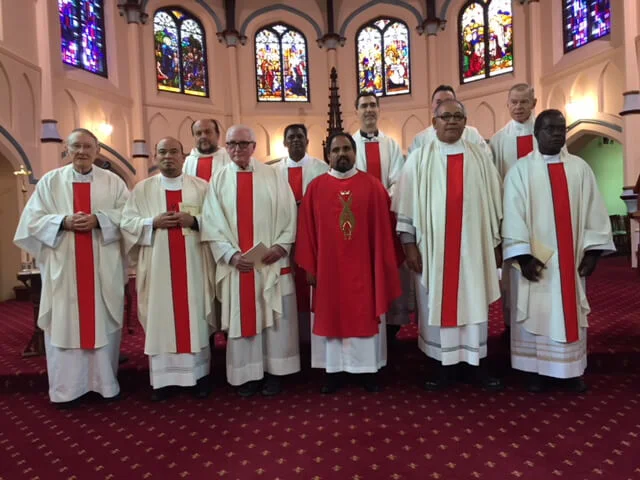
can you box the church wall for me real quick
[142,0,229,162]
[579,138,627,215]
[0,0,38,65]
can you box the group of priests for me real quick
[13,82,614,408]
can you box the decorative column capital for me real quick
[132,139,150,158]
[117,0,148,25]
[40,119,62,144]
[217,30,247,47]
[317,33,345,49]
[620,90,640,116]
[418,18,446,36]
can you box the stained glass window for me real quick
[564,0,611,53]
[255,24,309,102]
[459,0,513,84]
[356,18,410,97]
[58,0,107,76]
[154,8,208,97]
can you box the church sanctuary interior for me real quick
[1,0,640,478]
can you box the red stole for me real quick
[547,163,580,343]
[237,172,258,337]
[516,135,534,159]
[288,167,303,203]
[288,167,310,312]
[441,154,464,328]
[165,190,192,353]
[364,141,382,182]
[72,183,96,349]
[195,156,213,181]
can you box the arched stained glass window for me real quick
[255,24,309,102]
[58,0,107,76]
[459,0,513,84]
[154,8,208,97]
[356,18,410,97]
[564,0,611,52]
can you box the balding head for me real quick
[508,83,537,123]
[155,136,186,178]
[226,125,256,169]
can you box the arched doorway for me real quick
[0,151,21,301]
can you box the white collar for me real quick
[160,173,184,190]
[286,154,310,167]
[229,158,255,172]
[189,146,221,158]
[72,168,94,182]
[542,153,562,164]
[328,165,358,179]
[510,115,535,135]
[436,138,465,156]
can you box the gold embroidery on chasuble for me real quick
[339,191,356,240]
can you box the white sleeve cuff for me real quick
[140,218,154,246]
[95,212,120,244]
[503,242,531,261]
[396,215,416,236]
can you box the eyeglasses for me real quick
[226,141,255,150]
[435,113,466,122]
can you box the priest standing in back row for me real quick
[202,125,300,397]
[352,91,410,342]
[14,128,129,408]
[490,83,538,331]
[296,132,402,394]
[121,137,216,401]
[183,118,230,181]
[394,100,503,392]
[502,109,615,393]
[270,124,329,344]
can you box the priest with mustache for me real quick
[183,118,231,181]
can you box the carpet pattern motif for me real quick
[1,257,639,479]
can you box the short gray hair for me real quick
[226,125,256,143]
[434,99,466,117]
[508,83,535,99]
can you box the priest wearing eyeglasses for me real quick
[393,99,503,392]
[201,125,300,397]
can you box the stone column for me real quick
[524,0,542,101]
[217,30,246,124]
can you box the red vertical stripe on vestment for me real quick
[288,167,303,203]
[195,156,213,181]
[364,142,382,182]
[166,190,192,353]
[237,172,257,337]
[73,183,96,349]
[548,163,580,343]
[516,135,534,159]
[441,154,464,328]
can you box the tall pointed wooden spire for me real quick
[323,67,344,161]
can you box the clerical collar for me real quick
[436,138,465,156]
[360,130,379,140]
[512,114,534,134]
[160,173,184,190]
[72,168,94,182]
[329,165,358,179]
[231,158,254,172]
[286,154,309,167]
[541,153,562,164]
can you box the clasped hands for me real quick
[152,211,195,230]
[63,212,98,232]
[230,245,287,272]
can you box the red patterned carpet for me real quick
[1,257,640,480]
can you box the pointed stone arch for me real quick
[472,102,496,139]
[0,61,12,127]
[402,115,426,152]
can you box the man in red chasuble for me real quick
[295,132,402,394]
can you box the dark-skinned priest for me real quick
[502,109,615,393]
[295,132,402,394]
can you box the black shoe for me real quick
[151,387,170,402]
[102,393,122,403]
[526,373,546,393]
[118,355,129,365]
[386,325,401,346]
[362,373,382,393]
[320,373,343,394]
[565,377,588,393]
[480,376,504,392]
[424,364,454,391]
[237,380,261,397]
[53,399,80,410]
[194,376,212,399]
[261,374,282,396]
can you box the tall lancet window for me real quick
[459,0,513,84]
[356,18,410,97]
[154,8,209,97]
[58,0,107,76]
[255,24,310,102]
[564,0,611,52]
